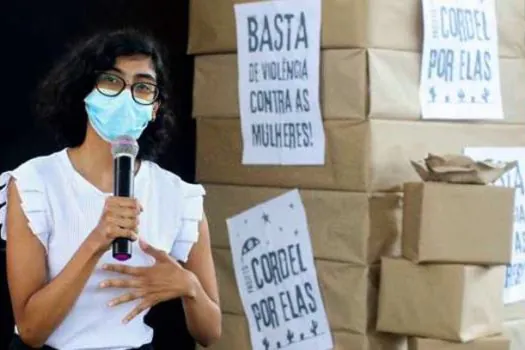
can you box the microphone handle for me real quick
[112,155,134,261]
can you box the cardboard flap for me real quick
[410,154,517,185]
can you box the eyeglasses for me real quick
[95,72,160,105]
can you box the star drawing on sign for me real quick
[262,213,270,224]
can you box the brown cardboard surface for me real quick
[213,247,381,334]
[376,258,505,342]
[188,0,524,58]
[195,313,251,350]
[402,182,514,265]
[193,50,525,122]
[334,331,408,350]
[368,50,525,122]
[504,301,525,321]
[407,337,510,350]
[503,319,525,350]
[193,50,367,119]
[196,119,525,192]
[409,154,517,185]
[205,184,401,265]
[197,313,408,350]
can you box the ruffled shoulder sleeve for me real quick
[169,181,206,262]
[0,161,52,252]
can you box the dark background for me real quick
[1,1,197,349]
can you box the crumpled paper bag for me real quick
[410,153,517,185]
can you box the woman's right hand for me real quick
[87,196,142,255]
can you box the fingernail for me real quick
[100,282,106,288]
[102,264,108,269]
[108,301,115,307]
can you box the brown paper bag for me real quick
[410,154,517,185]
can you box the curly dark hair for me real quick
[35,28,176,160]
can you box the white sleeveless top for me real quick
[0,149,206,350]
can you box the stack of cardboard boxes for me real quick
[188,0,525,349]
[377,170,516,349]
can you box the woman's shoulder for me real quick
[1,149,65,188]
[144,161,206,198]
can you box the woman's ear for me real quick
[152,102,160,121]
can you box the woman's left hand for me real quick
[99,239,196,323]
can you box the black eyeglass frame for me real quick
[94,72,160,106]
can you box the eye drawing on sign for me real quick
[241,236,261,293]
[227,189,332,350]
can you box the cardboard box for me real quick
[196,313,251,350]
[407,337,510,350]
[188,0,524,58]
[367,50,525,122]
[193,50,525,122]
[197,313,408,350]
[196,119,525,192]
[402,182,514,265]
[193,50,367,120]
[376,258,505,342]
[334,331,408,350]
[205,185,401,265]
[503,319,525,350]
[213,248,381,334]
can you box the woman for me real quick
[0,29,221,349]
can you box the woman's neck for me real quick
[68,129,115,193]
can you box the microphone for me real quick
[111,135,139,261]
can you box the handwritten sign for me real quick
[234,0,325,165]
[419,0,503,120]
[226,190,332,350]
[464,147,525,304]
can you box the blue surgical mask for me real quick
[84,89,153,142]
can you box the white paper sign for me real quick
[226,190,333,350]
[419,0,503,120]
[234,0,325,165]
[464,147,525,304]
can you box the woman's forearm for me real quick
[17,239,103,347]
[181,271,222,347]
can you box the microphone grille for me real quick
[111,135,139,158]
